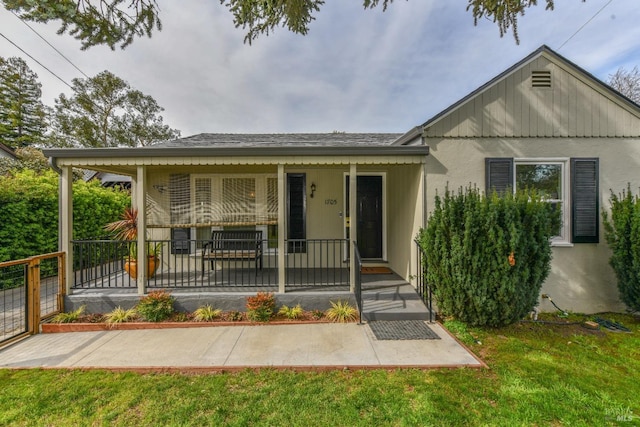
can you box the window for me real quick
[486,158,599,244]
[515,162,566,239]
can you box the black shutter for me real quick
[571,158,599,243]
[485,158,513,195]
[287,173,306,253]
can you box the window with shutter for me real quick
[485,157,599,245]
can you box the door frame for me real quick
[343,172,387,261]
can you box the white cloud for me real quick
[1,0,638,137]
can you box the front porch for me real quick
[69,236,434,321]
[46,135,430,312]
[65,267,433,322]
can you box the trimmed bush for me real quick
[136,291,175,322]
[603,186,640,312]
[246,292,276,322]
[418,186,560,327]
[0,169,130,262]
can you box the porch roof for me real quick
[44,133,429,173]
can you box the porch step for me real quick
[361,282,433,322]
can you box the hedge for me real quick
[0,169,130,262]
[603,185,640,312]
[418,186,560,327]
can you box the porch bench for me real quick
[201,230,263,275]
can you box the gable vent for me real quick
[531,70,552,88]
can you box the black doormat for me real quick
[368,320,441,340]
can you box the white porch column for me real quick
[277,164,286,293]
[60,166,73,295]
[349,164,358,292]
[134,166,147,295]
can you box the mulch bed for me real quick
[42,311,337,333]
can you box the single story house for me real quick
[44,45,640,313]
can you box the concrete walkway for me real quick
[0,322,484,371]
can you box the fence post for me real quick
[58,253,66,314]
[28,258,41,335]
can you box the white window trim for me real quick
[513,158,572,246]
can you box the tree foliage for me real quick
[608,66,640,105]
[3,0,578,48]
[3,0,161,50]
[49,70,180,147]
[0,57,47,149]
[603,186,640,312]
[418,186,559,327]
[0,168,130,262]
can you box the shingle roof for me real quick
[152,133,403,148]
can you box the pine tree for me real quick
[0,57,47,149]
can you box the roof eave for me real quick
[43,145,429,159]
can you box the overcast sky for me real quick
[1,0,639,137]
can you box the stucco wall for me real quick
[387,164,424,280]
[425,136,638,313]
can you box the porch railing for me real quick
[284,239,349,288]
[71,238,349,290]
[353,241,363,324]
[414,239,434,323]
[72,239,134,288]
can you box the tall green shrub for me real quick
[0,169,130,261]
[603,185,640,312]
[418,186,560,327]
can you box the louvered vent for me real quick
[531,70,552,88]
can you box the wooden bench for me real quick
[201,230,263,275]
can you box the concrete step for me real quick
[361,283,433,322]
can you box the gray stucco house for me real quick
[44,45,640,313]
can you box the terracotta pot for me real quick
[124,256,159,278]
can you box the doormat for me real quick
[361,267,393,274]
[368,320,441,340]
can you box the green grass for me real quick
[0,314,638,426]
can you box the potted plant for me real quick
[105,207,161,278]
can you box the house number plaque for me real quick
[325,199,337,205]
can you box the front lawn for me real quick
[0,314,638,426]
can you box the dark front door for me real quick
[347,176,383,259]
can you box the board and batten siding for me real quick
[424,56,640,139]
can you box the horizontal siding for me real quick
[425,56,640,138]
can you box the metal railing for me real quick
[0,252,65,346]
[71,238,349,290]
[72,239,135,288]
[147,239,278,289]
[415,239,434,323]
[353,241,363,324]
[284,239,349,287]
